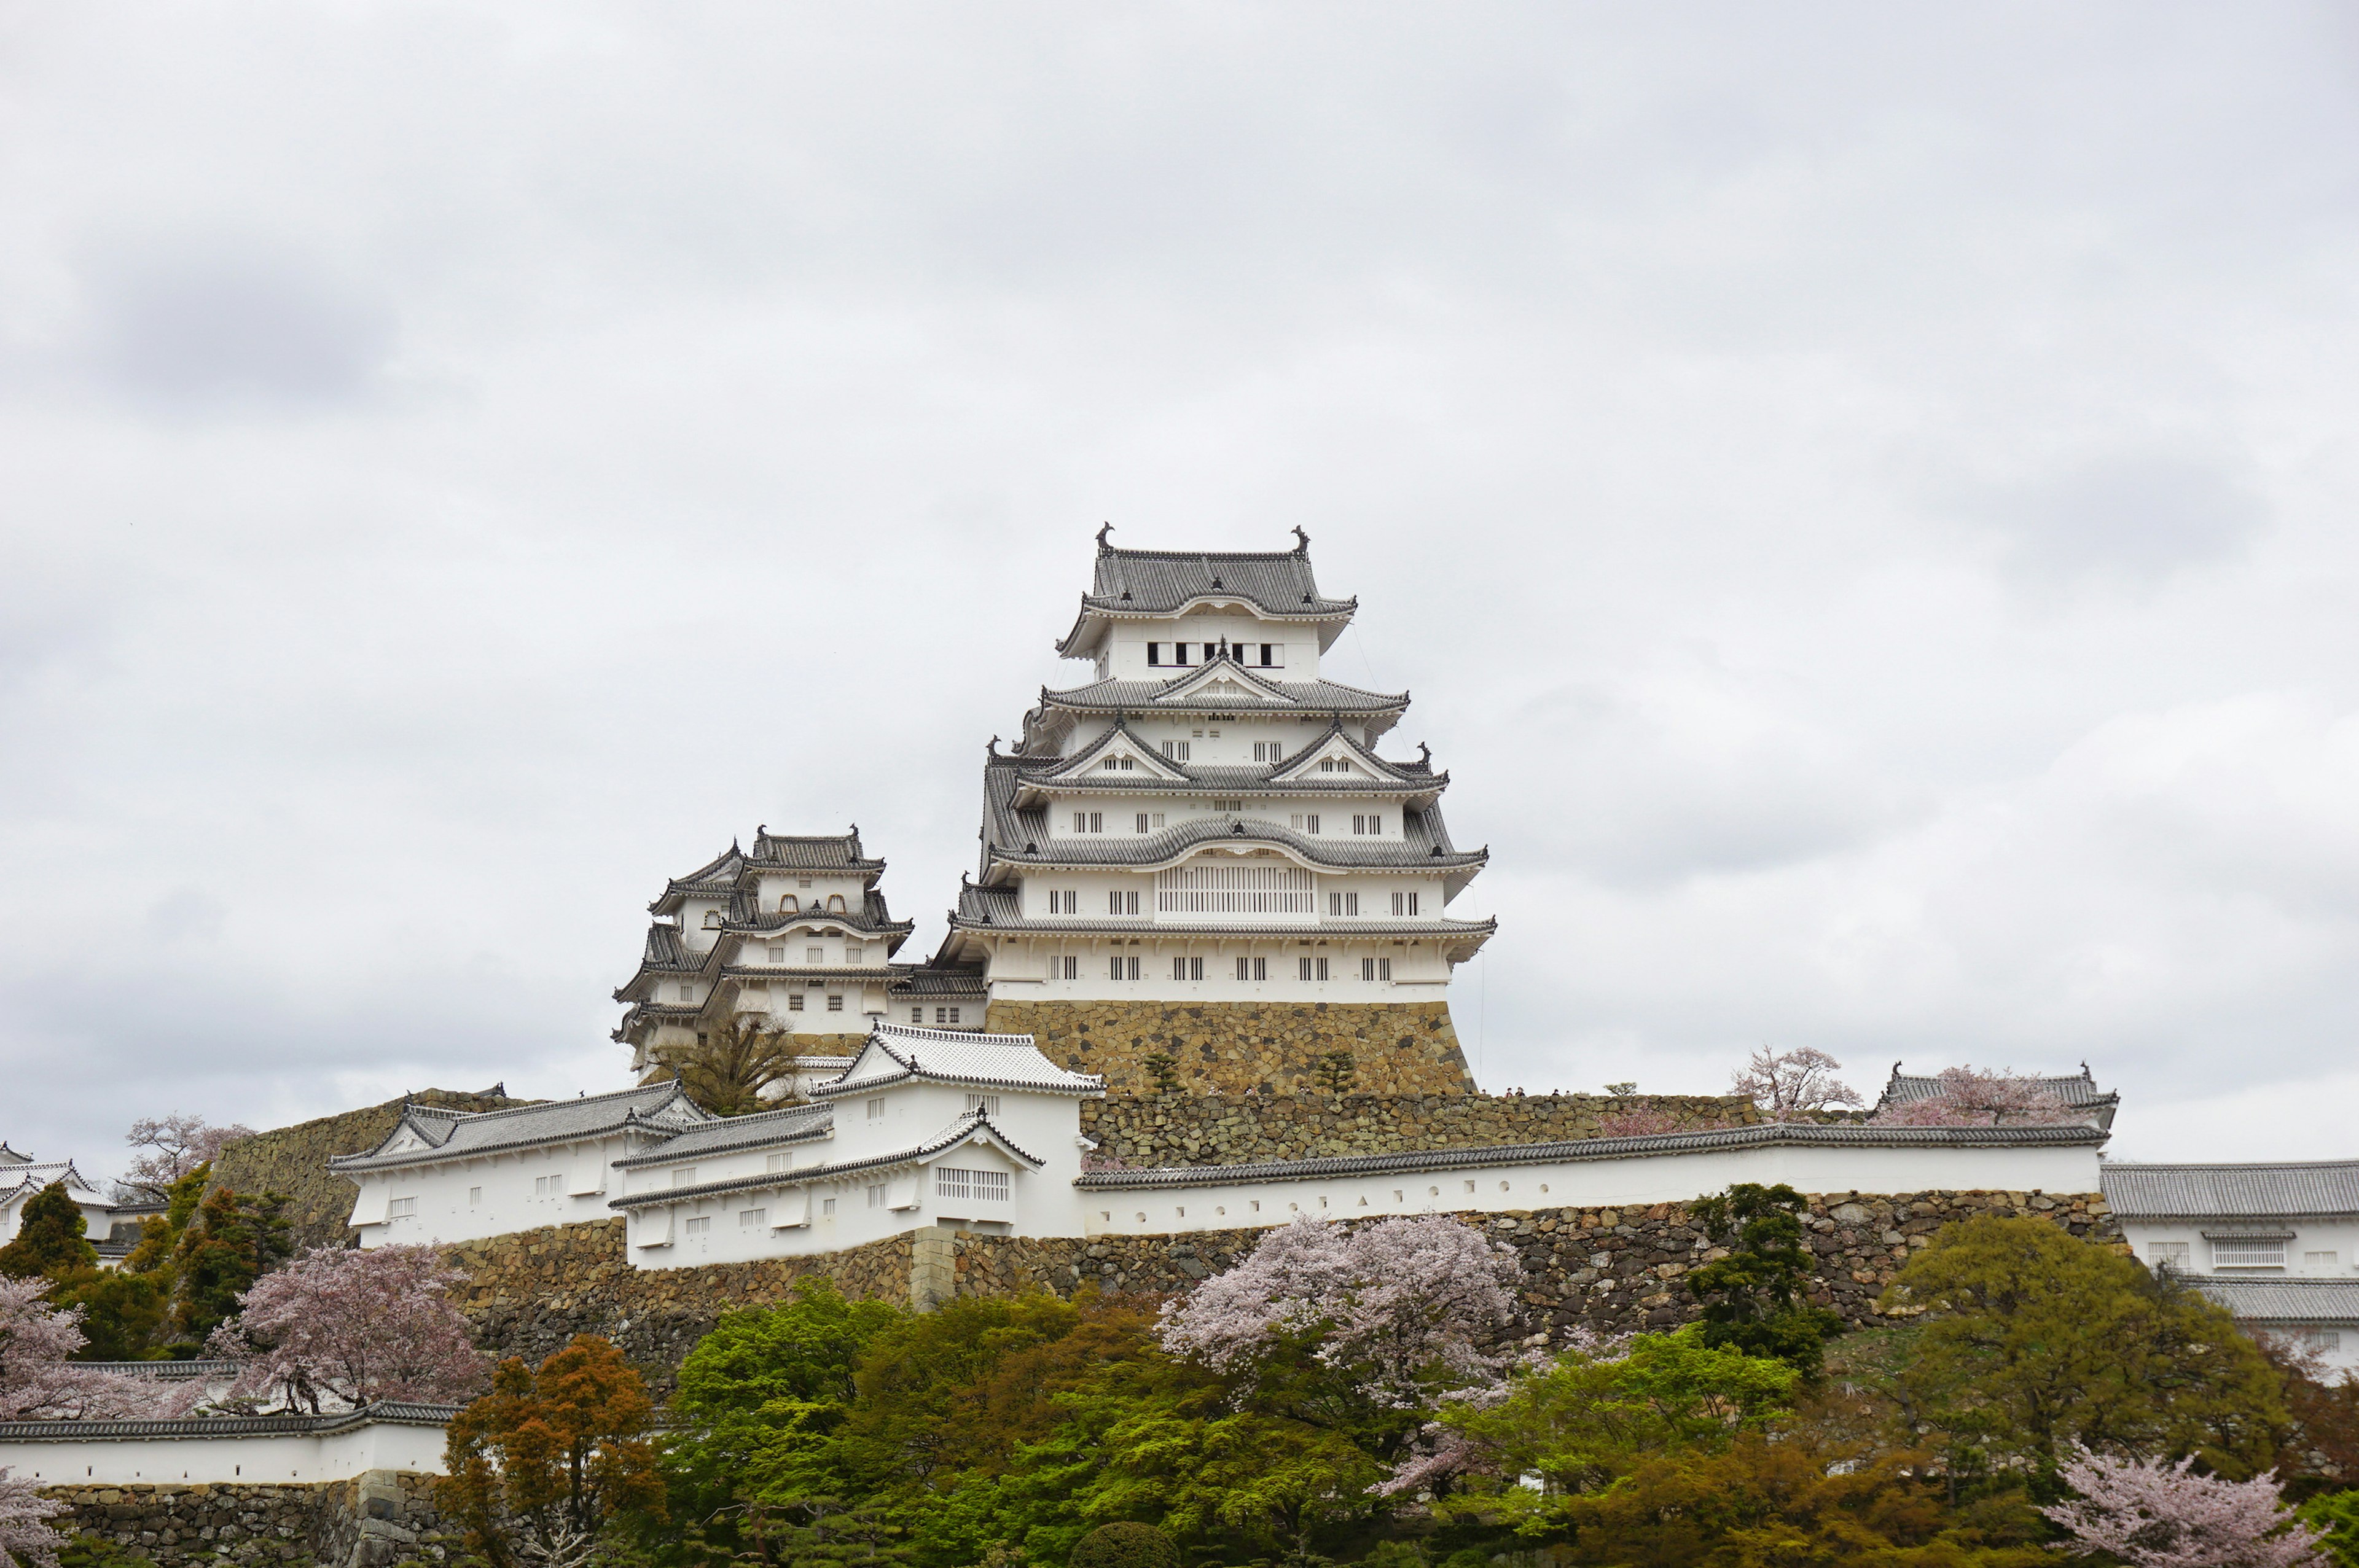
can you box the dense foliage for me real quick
[609,1204,2353,1568]
[444,1335,665,1568]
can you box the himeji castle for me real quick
[936,527,1496,1094]
[615,529,1496,1098]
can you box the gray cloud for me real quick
[74,238,397,413]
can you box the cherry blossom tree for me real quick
[208,1244,487,1413]
[1157,1215,1525,1410]
[117,1114,257,1203]
[0,1467,67,1568]
[1871,1066,2079,1127]
[2042,1445,2325,1568]
[1729,1047,1861,1119]
[0,1277,184,1421]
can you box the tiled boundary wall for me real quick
[448,1191,2116,1384]
[1077,1091,1756,1169]
[39,1470,447,1568]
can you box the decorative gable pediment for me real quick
[1151,659,1293,708]
[1046,729,1187,784]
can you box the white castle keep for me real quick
[612,528,1495,1097]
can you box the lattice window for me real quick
[1157,864,1314,914]
[937,1168,1011,1202]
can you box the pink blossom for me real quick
[2042,1446,2324,1568]
[0,1277,184,1421]
[0,1466,68,1568]
[207,1244,487,1413]
[1730,1046,1861,1118]
[1157,1214,1526,1408]
[118,1114,257,1202]
[1871,1066,2079,1127]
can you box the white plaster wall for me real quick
[1102,615,1318,684]
[2118,1218,2359,1277]
[1082,1141,2105,1239]
[0,1417,450,1486]
[348,1131,643,1249]
[621,1077,1090,1271]
[982,926,1453,1002]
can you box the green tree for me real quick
[2297,1489,2359,1568]
[444,1335,666,1568]
[1685,1184,1844,1378]
[168,1184,292,1346]
[1438,1327,1801,1516]
[664,1280,907,1559]
[1874,1215,2287,1481]
[663,1016,813,1117]
[0,1184,97,1280]
[48,1268,171,1362]
[1543,1430,2051,1568]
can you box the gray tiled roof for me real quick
[810,1023,1105,1099]
[0,1403,460,1443]
[890,964,989,996]
[329,1082,711,1172]
[1022,717,1443,797]
[0,1143,29,1164]
[979,753,1485,877]
[2102,1161,2359,1220]
[77,1360,238,1380]
[1878,1063,2119,1130]
[726,886,910,937]
[657,844,743,900]
[1076,542,1353,620]
[949,878,1497,940]
[2185,1276,2359,1325]
[1881,1064,2114,1108]
[1079,1121,2109,1190]
[612,1101,835,1168]
[1038,674,1407,716]
[609,1109,1048,1209]
[746,827,885,872]
[0,1161,98,1198]
[613,1108,1047,1216]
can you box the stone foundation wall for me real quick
[443,1190,2116,1387]
[209,1088,526,1252]
[1078,1092,1755,1169]
[984,999,1476,1096]
[445,1219,913,1392]
[950,1189,2120,1339]
[42,1468,449,1568]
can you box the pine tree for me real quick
[0,1184,97,1281]
[1685,1182,1843,1378]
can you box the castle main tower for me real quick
[932,528,1494,1095]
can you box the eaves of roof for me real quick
[612,1107,837,1169]
[609,1111,1046,1209]
[0,1403,462,1441]
[1077,1121,2110,1191]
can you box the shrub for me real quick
[1069,1521,1180,1568]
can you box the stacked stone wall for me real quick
[443,1190,2115,1387]
[42,1468,449,1568]
[444,1219,912,1392]
[1079,1091,1754,1168]
[984,999,1475,1096]
[208,1088,526,1252]
[950,1189,2119,1339]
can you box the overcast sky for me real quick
[6,4,2357,1187]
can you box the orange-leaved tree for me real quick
[443,1334,665,1567]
